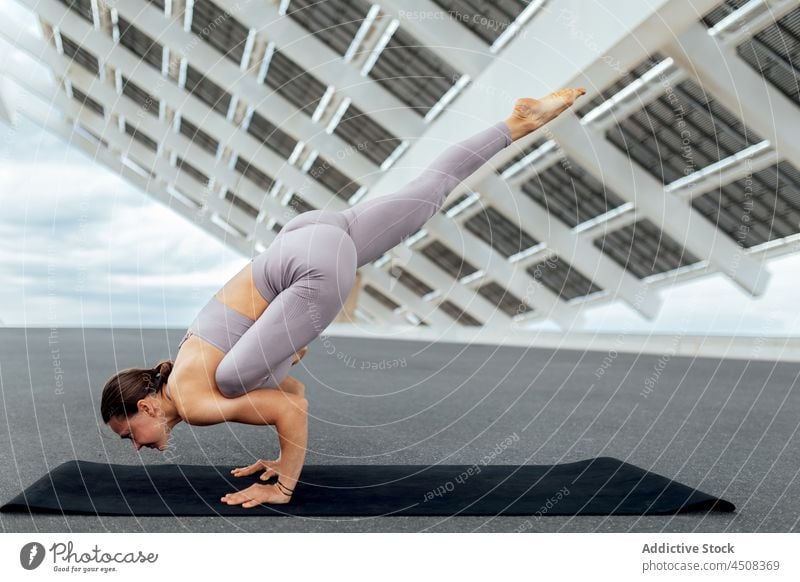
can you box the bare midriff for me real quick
[170,263,271,404]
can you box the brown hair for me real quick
[100,360,173,423]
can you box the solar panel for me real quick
[737,10,800,105]
[178,116,219,155]
[420,239,479,279]
[306,156,361,200]
[247,111,298,159]
[124,122,158,151]
[431,0,531,45]
[60,35,99,76]
[234,155,275,192]
[287,193,315,215]
[520,158,627,228]
[368,25,461,116]
[576,53,666,117]
[702,0,750,27]
[223,189,259,219]
[606,78,764,185]
[117,17,163,72]
[121,76,160,117]
[476,280,534,317]
[58,0,93,23]
[438,299,481,325]
[363,284,401,311]
[263,50,328,115]
[184,64,232,115]
[286,0,372,57]
[703,1,799,115]
[71,87,104,117]
[526,255,602,300]
[388,266,435,297]
[593,218,701,279]
[190,0,250,65]
[175,156,210,185]
[692,160,800,248]
[334,102,402,166]
[463,205,539,258]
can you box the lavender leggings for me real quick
[179,121,512,397]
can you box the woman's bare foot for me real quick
[505,87,587,141]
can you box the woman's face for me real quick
[107,400,169,451]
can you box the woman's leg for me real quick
[338,121,512,268]
[215,223,357,397]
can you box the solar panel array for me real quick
[16,0,799,328]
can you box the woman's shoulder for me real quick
[167,364,223,425]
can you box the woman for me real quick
[100,88,586,508]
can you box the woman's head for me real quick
[101,360,175,451]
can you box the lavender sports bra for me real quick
[177,295,256,354]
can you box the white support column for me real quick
[109,0,380,186]
[378,0,492,78]
[553,113,769,295]
[214,0,425,139]
[478,173,661,318]
[663,21,800,172]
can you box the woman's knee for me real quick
[214,358,252,399]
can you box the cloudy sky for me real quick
[0,3,796,337]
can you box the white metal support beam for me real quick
[4,22,515,329]
[10,88,254,255]
[360,0,723,205]
[478,173,661,318]
[0,16,343,217]
[358,294,408,325]
[0,21,291,220]
[377,0,492,78]
[3,64,453,320]
[425,213,583,328]
[663,21,800,173]
[110,0,380,186]
[553,113,769,295]
[0,77,14,124]
[15,0,344,214]
[358,264,455,327]
[398,250,510,324]
[214,0,425,139]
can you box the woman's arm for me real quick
[183,389,308,491]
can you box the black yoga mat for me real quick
[1,457,734,516]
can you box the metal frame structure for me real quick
[1,0,798,329]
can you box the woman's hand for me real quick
[221,483,291,507]
[231,458,285,481]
